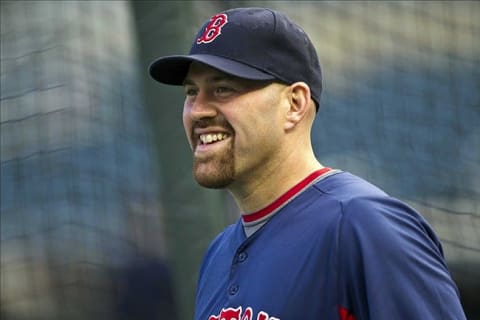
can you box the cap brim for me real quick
[148,54,275,85]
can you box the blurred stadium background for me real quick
[1,1,478,319]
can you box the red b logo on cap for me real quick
[197,13,228,44]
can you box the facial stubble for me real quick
[193,138,235,189]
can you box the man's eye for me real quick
[215,87,234,96]
[185,87,197,96]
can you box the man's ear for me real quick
[284,82,313,131]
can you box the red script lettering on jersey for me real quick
[208,306,280,320]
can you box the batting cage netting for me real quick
[1,1,479,319]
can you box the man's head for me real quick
[149,8,322,191]
[149,7,322,109]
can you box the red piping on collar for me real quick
[242,167,331,224]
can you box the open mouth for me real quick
[199,133,229,145]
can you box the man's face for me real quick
[182,62,287,190]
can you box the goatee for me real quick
[193,136,235,189]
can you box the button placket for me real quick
[227,243,250,299]
[237,251,248,263]
[228,284,239,295]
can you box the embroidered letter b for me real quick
[197,13,228,44]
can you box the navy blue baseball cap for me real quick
[149,7,322,108]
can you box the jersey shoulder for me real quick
[314,171,436,242]
[313,171,389,202]
[322,174,465,319]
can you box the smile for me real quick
[199,133,229,145]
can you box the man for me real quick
[149,7,466,320]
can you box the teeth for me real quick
[199,133,228,145]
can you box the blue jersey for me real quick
[194,169,466,320]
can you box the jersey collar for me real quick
[242,167,332,225]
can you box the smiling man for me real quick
[149,7,466,320]
[182,62,319,213]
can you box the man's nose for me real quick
[188,92,217,121]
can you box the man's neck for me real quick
[228,153,323,214]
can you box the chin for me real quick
[193,155,235,189]
[194,174,234,189]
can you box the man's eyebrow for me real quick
[182,78,194,86]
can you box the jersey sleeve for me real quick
[337,196,466,320]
